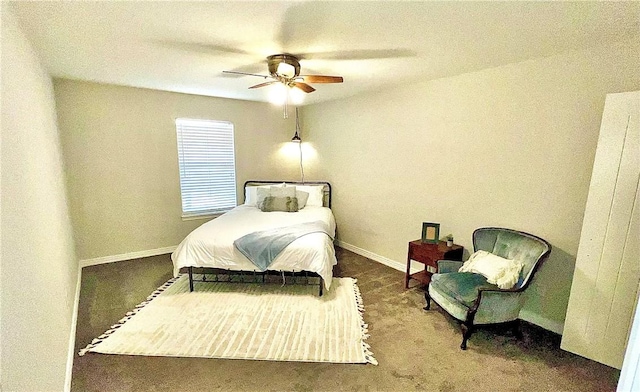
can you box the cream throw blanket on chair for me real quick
[458,250,524,289]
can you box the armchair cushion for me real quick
[430,272,498,308]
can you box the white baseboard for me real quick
[519,309,565,335]
[335,240,421,275]
[79,246,177,268]
[65,268,82,392]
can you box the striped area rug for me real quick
[79,275,377,364]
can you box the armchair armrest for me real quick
[437,260,464,273]
[470,287,525,324]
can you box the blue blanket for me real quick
[233,221,333,271]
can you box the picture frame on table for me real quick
[421,222,440,244]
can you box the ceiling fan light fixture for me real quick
[224,53,344,113]
[276,62,296,78]
[289,86,304,105]
[268,82,288,106]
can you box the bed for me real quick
[171,181,337,295]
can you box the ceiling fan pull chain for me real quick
[283,97,288,118]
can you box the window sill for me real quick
[181,211,229,221]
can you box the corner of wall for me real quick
[64,269,82,392]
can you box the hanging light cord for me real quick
[298,141,305,184]
[295,107,305,184]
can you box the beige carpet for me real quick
[79,274,376,365]
[72,251,620,391]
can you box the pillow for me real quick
[295,190,309,209]
[255,185,296,207]
[275,183,309,208]
[244,183,317,207]
[244,185,270,206]
[259,196,299,212]
[458,250,524,289]
[270,185,295,198]
[255,187,271,207]
[295,185,324,207]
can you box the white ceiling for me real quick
[10,1,640,105]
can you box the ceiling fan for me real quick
[223,54,343,94]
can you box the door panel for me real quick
[561,91,640,369]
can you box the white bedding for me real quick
[171,204,337,288]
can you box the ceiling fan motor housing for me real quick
[268,54,301,78]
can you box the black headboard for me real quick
[243,180,332,208]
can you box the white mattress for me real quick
[171,205,337,288]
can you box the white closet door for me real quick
[618,285,640,391]
[561,91,640,369]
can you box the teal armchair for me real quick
[424,227,551,350]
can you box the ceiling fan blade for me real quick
[223,71,270,78]
[299,75,344,84]
[226,61,267,75]
[248,81,278,89]
[153,40,253,56]
[291,82,316,93]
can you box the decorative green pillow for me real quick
[259,196,299,212]
[295,190,309,209]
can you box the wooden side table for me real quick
[405,240,463,288]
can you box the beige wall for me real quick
[45,33,640,334]
[1,5,78,391]
[54,80,298,261]
[302,38,640,332]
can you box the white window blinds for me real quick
[175,118,237,217]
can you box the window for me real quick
[175,118,237,218]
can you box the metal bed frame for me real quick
[186,180,332,296]
[187,267,325,296]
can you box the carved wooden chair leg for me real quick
[512,320,523,340]
[423,291,431,310]
[460,323,474,350]
[460,308,477,350]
